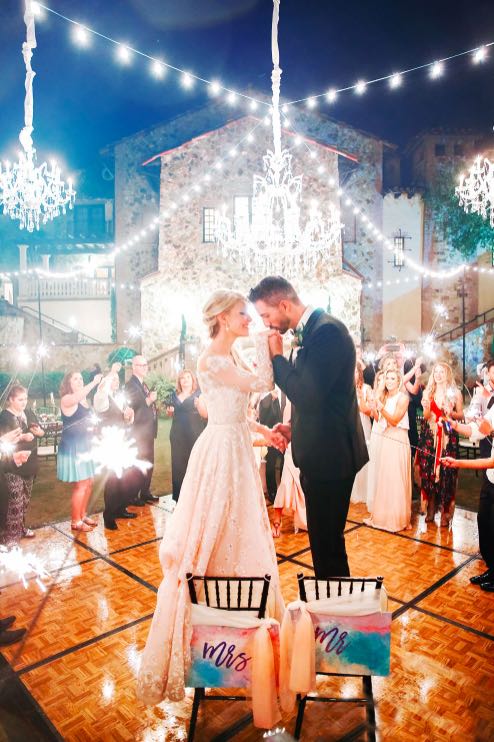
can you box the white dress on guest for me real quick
[366,392,412,533]
[351,384,372,504]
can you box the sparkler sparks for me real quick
[81,426,151,479]
[0,546,48,591]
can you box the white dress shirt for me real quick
[468,406,494,484]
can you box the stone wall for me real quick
[140,115,365,357]
[111,103,388,353]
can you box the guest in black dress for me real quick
[0,385,44,544]
[167,370,206,505]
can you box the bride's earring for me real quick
[225,321,230,332]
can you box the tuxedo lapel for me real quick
[300,308,325,344]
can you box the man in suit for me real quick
[249,276,368,578]
[259,389,285,503]
[124,356,159,505]
[93,366,138,529]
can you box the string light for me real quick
[35,3,269,112]
[71,23,91,48]
[283,41,493,107]
[472,46,488,64]
[389,73,402,89]
[430,61,444,79]
[355,80,367,95]
[34,3,492,118]
[115,44,132,65]
[180,72,194,89]
[150,59,166,79]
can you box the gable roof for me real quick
[102,95,396,163]
[141,114,359,166]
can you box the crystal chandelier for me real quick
[0,0,75,232]
[215,0,341,276]
[456,156,494,228]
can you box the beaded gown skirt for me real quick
[137,346,284,705]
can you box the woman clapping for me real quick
[365,369,412,532]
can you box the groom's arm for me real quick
[272,326,348,411]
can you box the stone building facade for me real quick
[107,109,494,377]
[108,101,397,354]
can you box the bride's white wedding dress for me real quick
[137,335,284,704]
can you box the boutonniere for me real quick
[291,327,304,348]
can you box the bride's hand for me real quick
[265,428,287,452]
[267,331,283,358]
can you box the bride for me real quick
[137,289,285,704]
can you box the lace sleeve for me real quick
[202,336,274,394]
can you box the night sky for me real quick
[0,0,493,195]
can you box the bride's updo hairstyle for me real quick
[203,290,246,338]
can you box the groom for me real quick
[249,276,368,578]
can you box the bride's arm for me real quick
[200,334,274,394]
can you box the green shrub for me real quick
[146,372,176,409]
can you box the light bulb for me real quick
[71,24,91,48]
[150,59,166,79]
[116,44,132,65]
[430,61,444,79]
[389,73,402,89]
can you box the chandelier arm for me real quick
[271,0,282,161]
[19,0,36,154]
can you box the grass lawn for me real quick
[26,417,480,528]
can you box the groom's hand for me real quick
[273,422,291,443]
[268,330,283,358]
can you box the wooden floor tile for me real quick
[110,541,163,589]
[55,505,170,557]
[0,559,156,671]
[0,526,90,589]
[345,526,467,603]
[408,507,480,556]
[417,559,494,636]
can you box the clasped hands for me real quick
[266,423,291,453]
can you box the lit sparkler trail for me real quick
[81,426,151,479]
[0,546,48,592]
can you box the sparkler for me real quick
[113,392,129,411]
[0,441,16,456]
[16,345,31,366]
[81,425,151,479]
[0,546,48,591]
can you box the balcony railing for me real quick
[18,277,112,301]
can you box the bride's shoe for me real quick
[271,521,281,538]
[83,516,98,527]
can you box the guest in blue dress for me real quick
[57,369,102,532]
[166,370,207,506]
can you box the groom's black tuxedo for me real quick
[272,308,368,577]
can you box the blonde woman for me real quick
[137,289,285,706]
[350,365,372,504]
[365,369,412,532]
[417,361,463,526]
[366,370,385,512]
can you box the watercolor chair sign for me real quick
[186,623,280,688]
[311,611,391,676]
[185,603,282,729]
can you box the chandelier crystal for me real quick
[455,156,494,228]
[215,0,341,276]
[0,0,75,232]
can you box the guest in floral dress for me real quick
[417,362,463,526]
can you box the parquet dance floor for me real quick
[0,498,493,741]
